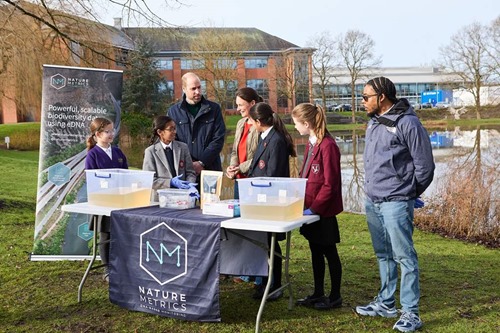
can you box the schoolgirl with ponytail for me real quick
[246,102,297,300]
[85,116,128,283]
[291,103,344,310]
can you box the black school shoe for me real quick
[296,294,325,307]
[313,296,342,310]
[252,285,283,301]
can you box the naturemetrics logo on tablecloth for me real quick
[109,208,221,322]
[140,222,188,285]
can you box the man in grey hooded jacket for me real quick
[355,76,434,333]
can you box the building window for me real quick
[181,59,205,69]
[159,81,174,101]
[245,58,268,69]
[114,49,129,67]
[70,41,81,64]
[155,58,173,70]
[247,79,269,101]
[216,58,237,69]
[216,80,238,109]
[277,94,288,108]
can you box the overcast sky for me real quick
[100,0,499,68]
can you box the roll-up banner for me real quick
[32,65,123,260]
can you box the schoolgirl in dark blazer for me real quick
[247,127,290,178]
[247,102,296,301]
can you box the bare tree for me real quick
[337,30,381,123]
[439,22,492,120]
[344,129,365,213]
[187,28,248,116]
[2,0,183,28]
[0,3,129,121]
[273,50,312,111]
[1,0,183,63]
[485,15,500,82]
[307,31,338,109]
[0,0,183,121]
[0,4,75,120]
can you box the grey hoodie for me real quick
[363,98,435,203]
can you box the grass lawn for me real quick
[0,149,499,332]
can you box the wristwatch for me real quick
[198,161,205,168]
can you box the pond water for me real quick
[220,125,500,214]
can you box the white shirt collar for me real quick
[97,144,112,158]
[160,141,173,150]
[309,135,318,146]
[260,126,273,140]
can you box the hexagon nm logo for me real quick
[50,73,66,89]
[140,222,188,285]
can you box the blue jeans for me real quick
[365,198,420,314]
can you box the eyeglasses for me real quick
[103,130,115,134]
[361,94,379,101]
[164,127,177,132]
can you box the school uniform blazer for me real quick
[229,117,259,175]
[85,145,128,233]
[85,146,128,170]
[248,128,290,178]
[142,141,196,199]
[300,135,343,217]
[299,135,343,245]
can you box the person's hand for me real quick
[303,208,314,215]
[414,197,424,209]
[225,165,239,179]
[193,161,204,175]
[189,188,200,199]
[187,183,200,199]
[170,174,190,189]
[225,167,235,179]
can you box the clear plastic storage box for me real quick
[236,177,307,221]
[157,188,196,209]
[85,169,154,208]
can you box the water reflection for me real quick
[221,125,500,214]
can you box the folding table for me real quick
[220,215,319,333]
[61,203,117,302]
[61,203,319,333]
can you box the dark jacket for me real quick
[248,127,290,241]
[167,95,226,171]
[248,128,290,178]
[363,98,435,203]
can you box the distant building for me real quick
[453,86,500,107]
[121,24,314,114]
[314,66,464,110]
[0,3,133,124]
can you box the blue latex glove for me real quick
[170,174,190,189]
[414,198,424,209]
[303,208,314,215]
[188,184,200,199]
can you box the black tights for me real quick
[309,241,342,301]
[262,234,282,290]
